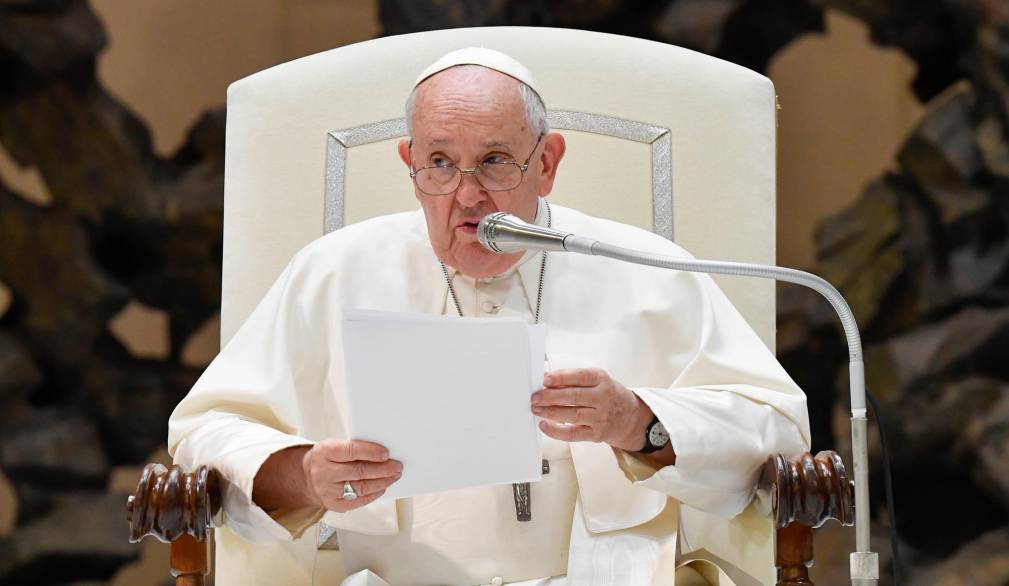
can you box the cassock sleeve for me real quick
[612,265,811,519]
[168,250,326,541]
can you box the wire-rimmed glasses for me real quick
[409,133,545,196]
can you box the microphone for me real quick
[478,211,880,585]
[477,212,597,254]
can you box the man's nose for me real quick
[454,172,488,208]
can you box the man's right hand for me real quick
[301,439,403,512]
[253,439,403,513]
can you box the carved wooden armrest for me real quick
[127,464,221,586]
[127,452,854,586]
[757,451,856,586]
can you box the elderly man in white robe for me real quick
[168,48,810,586]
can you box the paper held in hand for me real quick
[341,309,546,501]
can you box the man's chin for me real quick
[450,245,517,279]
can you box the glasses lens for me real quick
[416,167,459,195]
[477,162,522,191]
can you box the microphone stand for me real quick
[480,215,880,585]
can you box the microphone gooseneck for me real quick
[477,210,880,585]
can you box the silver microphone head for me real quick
[478,212,572,253]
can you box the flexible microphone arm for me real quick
[479,212,880,585]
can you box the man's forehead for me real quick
[426,137,513,148]
[416,65,523,104]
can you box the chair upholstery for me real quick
[221,26,779,585]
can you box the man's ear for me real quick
[398,139,412,167]
[537,132,566,196]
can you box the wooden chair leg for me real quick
[776,522,814,586]
[128,464,220,586]
[759,451,855,586]
[171,532,209,586]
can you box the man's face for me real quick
[398,67,565,279]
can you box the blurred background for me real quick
[0,1,1006,584]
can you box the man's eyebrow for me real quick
[428,138,451,146]
[483,140,511,149]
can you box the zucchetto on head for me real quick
[414,47,541,97]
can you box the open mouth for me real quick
[456,219,480,233]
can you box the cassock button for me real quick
[490,578,504,586]
[481,300,502,314]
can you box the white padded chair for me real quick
[219,27,780,586]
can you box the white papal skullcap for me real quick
[413,47,541,97]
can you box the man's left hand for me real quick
[531,368,655,452]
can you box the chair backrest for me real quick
[222,27,778,585]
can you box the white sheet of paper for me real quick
[341,309,545,501]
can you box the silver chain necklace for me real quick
[438,201,551,523]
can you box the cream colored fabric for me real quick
[414,47,541,95]
[221,27,777,348]
[212,26,783,585]
[336,438,578,585]
[340,558,731,586]
[340,489,681,586]
[169,204,808,585]
[675,559,738,586]
[334,202,579,585]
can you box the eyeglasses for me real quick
[409,134,545,196]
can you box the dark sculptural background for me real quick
[1,1,1007,584]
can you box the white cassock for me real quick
[168,199,810,586]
